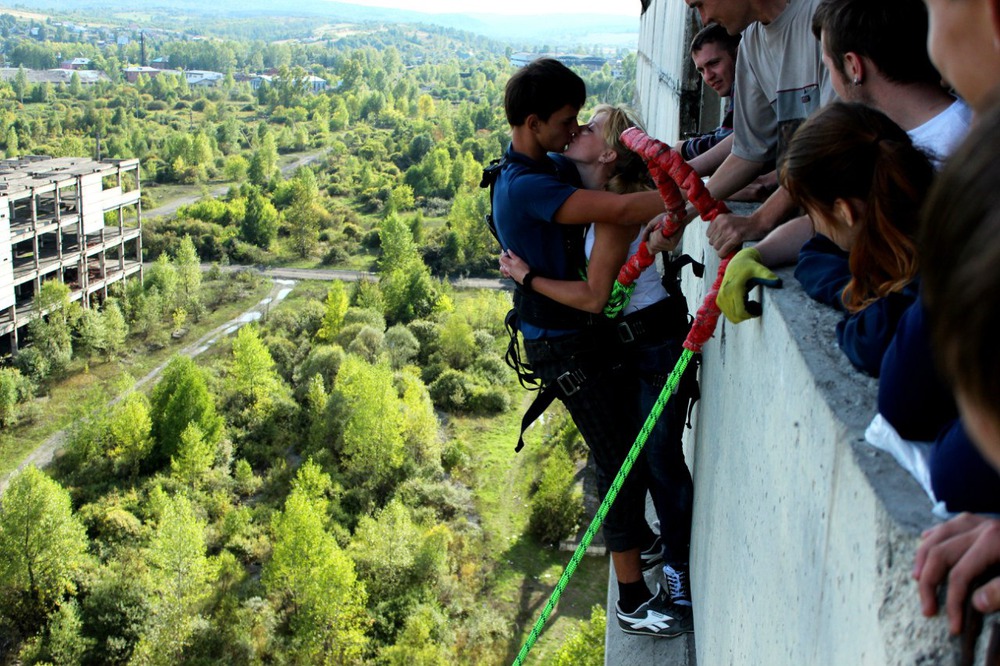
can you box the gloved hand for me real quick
[716,247,782,324]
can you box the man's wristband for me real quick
[522,271,536,293]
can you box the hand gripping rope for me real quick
[511,129,733,665]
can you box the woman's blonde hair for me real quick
[591,103,653,194]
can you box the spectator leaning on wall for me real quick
[650,0,834,259]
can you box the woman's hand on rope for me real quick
[499,249,530,284]
[716,247,782,324]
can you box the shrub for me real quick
[528,445,583,544]
[466,386,510,414]
[428,369,473,412]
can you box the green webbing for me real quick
[602,281,635,319]
[511,348,695,666]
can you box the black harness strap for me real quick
[484,148,599,452]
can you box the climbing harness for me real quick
[511,129,735,665]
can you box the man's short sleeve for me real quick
[731,45,775,164]
[506,169,578,224]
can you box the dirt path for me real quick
[0,279,296,496]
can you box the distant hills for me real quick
[0,0,640,47]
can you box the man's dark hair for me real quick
[920,98,1000,419]
[812,0,940,86]
[504,58,586,126]
[690,23,740,57]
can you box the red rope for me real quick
[619,127,734,353]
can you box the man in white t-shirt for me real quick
[717,0,973,323]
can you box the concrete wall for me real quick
[623,2,988,662]
[635,0,701,145]
[676,226,960,664]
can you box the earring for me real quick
[852,77,861,86]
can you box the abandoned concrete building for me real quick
[0,156,142,356]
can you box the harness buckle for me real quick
[617,321,636,343]
[556,370,585,396]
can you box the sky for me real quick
[337,0,641,17]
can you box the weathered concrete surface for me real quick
[671,227,960,665]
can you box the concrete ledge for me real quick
[670,226,969,664]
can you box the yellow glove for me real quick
[716,247,782,324]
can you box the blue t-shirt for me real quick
[493,148,583,339]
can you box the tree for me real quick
[170,423,214,487]
[0,367,32,428]
[327,356,405,492]
[229,325,287,419]
[397,368,439,469]
[222,155,248,182]
[384,325,419,370]
[106,392,154,481]
[315,282,349,344]
[149,356,223,468]
[131,494,212,664]
[144,254,178,312]
[5,125,19,156]
[263,468,368,663]
[47,599,92,665]
[28,280,77,374]
[528,445,583,544]
[240,188,279,249]
[102,298,129,360]
[436,313,476,369]
[247,132,278,186]
[553,606,606,666]
[68,71,82,97]
[380,605,451,666]
[13,65,27,103]
[74,307,106,365]
[447,188,494,273]
[285,170,324,258]
[348,498,421,601]
[378,214,439,324]
[0,466,90,626]
[174,235,202,317]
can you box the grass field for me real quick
[451,405,608,663]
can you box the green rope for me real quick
[511,348,695,666]
[602,281,635,318]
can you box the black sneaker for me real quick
[615,584,694,638]
[640,535,664,571]
[663,562,692,607]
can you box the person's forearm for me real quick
[689,133,734,177]
[530,278,609,314]
[744,186,799,239]
[753,215,814,267]
[554,189,665,226]
[705,152,766,203]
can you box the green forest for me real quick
[0,5,635,664]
